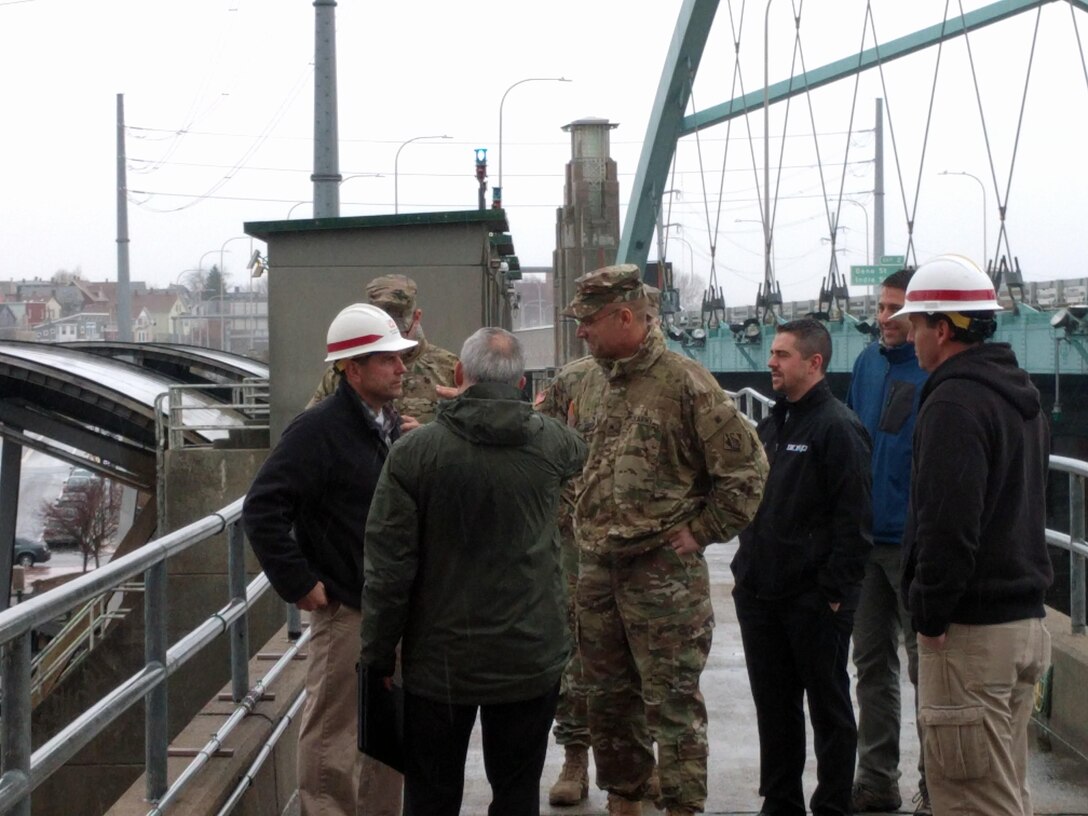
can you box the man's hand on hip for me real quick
[668,526,702,555]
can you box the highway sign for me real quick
[851,264,900,285]
[879,254,905,266]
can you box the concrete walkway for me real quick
[457,543,1088,815]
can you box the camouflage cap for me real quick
[561,264,647,319]
[366,274,417,319]
[644,284,661,316]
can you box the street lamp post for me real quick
[394,135,451,214]
[288,173,384,218]
[219,236,249,351]
[939,170,987,266]
[498,77,571,198]
[838,199,870,264]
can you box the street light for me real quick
[394,135,451,213]
[939,170,987,266]
[498,77,571,196]
[669,236,697,284]
[288,173,384,218]
[838,199,870,264]
[219,236,249,351]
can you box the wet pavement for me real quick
[456,542,1088,815]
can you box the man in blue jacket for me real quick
[846,269,930,814]
[243,303,416,816]
[732,318,873,816]
[361,327,586,816]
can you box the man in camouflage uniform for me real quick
[307,274,459,423]
[563,265,768,816]
[538,287,665,808]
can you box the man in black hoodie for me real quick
[897,254,1052,816]
[732,318,873,816]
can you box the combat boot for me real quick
[548,745,589,806]
[606,792,643,815]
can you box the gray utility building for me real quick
[244,208,519,441]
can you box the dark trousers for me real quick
[402,683,560,816]
[733,585,857,816]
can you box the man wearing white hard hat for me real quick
[243,303,416,816]
[897,255,1052,816]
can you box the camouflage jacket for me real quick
[307,338,459,424]
[535,355,597,549]
[570,329,768,556]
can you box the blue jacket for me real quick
[846,340,927,547]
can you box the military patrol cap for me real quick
[644,284,661,316]
[562,264,647,319]
[366,274,417,319]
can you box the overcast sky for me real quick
[2,0,1086,306]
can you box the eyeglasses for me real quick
[574,307,624,327]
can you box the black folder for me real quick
[357,664,405,772]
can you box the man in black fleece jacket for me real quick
[897,254,1052,816]
[243,303,416,816]
[732,318,873,816]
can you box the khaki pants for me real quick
[917,619,1049,816]
[298,602,403,816]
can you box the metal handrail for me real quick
[726,387,1087,635]
[0,497,291,815]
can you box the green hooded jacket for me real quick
[360,382,587,704]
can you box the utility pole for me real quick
[312,0,341,218]
[116,94,132,341]
[874,98,885,263]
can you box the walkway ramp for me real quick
[454,543,1088,815]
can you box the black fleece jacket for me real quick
[732,379,873,604]
[901,342,1053,637]
[242,378,399,609]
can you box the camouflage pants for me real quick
[553,534,590,747]
[577,545,714,812]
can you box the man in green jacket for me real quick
[361,327,587,816]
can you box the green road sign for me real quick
[851,264,900,286]
[880,254,905,266]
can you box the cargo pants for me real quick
[577,545,714,812]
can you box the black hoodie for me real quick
[901,343,1053,637]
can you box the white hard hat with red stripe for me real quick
[324,303,417,363]
[896,254,1004,317]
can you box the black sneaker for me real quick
[851,781,903,812]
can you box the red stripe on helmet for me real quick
[907,288,995,302]
[327,333,383,353]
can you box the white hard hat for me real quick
[324,303,417,363]
[896,254,1004,316]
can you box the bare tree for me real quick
[672,266,710,314]
[39,479,121,571]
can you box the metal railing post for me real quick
[1,633,33,816]
[287,604,303,641]
[145,562,168,801]
[1071,473,1086,634]
[228,521,250,701]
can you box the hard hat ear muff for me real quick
[944,311,997,341]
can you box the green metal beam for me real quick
[620,0,1088,268]
[617,0,720,269]
[683,0,1087,134]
